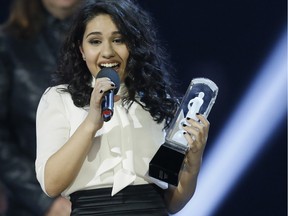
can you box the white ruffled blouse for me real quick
[35,84,168,198]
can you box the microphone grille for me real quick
[96,68,120,94]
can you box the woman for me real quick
[0,0,81,215]
[35,0,210,215]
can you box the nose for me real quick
[101,42,115,58]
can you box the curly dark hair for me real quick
[53,0,180,128]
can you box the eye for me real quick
[113,38,124,44]
[89,39,101,45]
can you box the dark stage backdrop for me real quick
[140,1,286,216]
[1,1,287,216]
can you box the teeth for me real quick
[100,63,118,68]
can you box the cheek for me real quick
[85,52,100,76]
[120,49,129,67]
[85,49,100,62]
[85,48,100,60]
[120,52,130,81]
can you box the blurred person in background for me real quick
[0,182,7,215]
[0,0,81,215]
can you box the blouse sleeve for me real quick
[35,87,71,196]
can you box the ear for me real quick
[79,45,86,60]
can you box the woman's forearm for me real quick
[164,168,199,214]
[164,114,209,213]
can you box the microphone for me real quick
[96,68,120,122]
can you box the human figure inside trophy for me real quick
[149,78,218,185]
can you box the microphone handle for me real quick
[101,90,114,122]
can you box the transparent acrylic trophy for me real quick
[149,77,218,185]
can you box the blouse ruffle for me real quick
[36,84,168,197]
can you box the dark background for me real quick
[1,1,287,215]
[141,1,287,215]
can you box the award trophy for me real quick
[149,77,218,185]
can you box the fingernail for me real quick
[111,83,115,87]
[100,90,103,93]
[183,131,187,135]
[196,113,200,115]
[182,123,187,127]
[186,117,191,120]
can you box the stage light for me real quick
[173,30,287,216]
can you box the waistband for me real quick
[70,184,168,216]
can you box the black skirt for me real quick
[70,184,169,216]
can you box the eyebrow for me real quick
[85,31,121,39]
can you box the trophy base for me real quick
[149,142,186,186]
